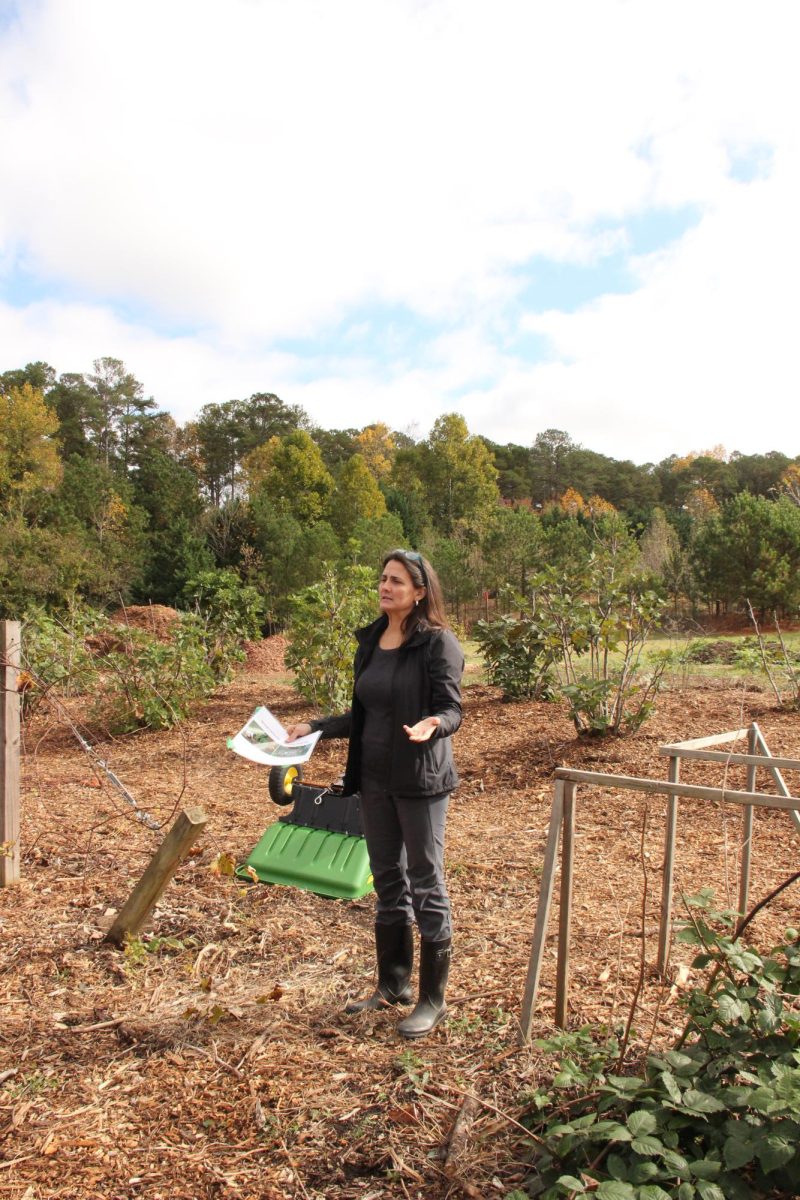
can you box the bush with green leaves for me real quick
[285,564,377,713]
[474,568,667,731]
[182,567,266,681]
[183,567,265,635]
[473,605,558,700]
[93,615,221,733]
[21,599,248,733]
[21,601,103,705]
[533,566,668,735]
[517,890,800,1199]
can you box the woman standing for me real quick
[286,550,463,1038]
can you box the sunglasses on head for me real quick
[387,549,428,584]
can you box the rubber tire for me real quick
[268,763,303,806]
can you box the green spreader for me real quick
[237,766,373,900]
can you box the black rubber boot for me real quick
[345,922,414,1014]
[397,938,451,1038]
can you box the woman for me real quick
[286,550,464,1038]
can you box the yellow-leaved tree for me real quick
[0,383,63,514]
[558,487,586,516]
[778,463,800,507]
[354,422,395,483]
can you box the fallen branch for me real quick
[443,1092,480,1172]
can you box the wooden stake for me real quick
[104,807,207,945]
[657,755,680,975]
[555,780,576,1028]
[738,725,758,916]
[0,621,21,887]
[519,780,565,1043]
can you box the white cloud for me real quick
[1,0,799,462]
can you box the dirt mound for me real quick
[243,634,287,672]
[686,638,740,664]
[109,604,181,641]
[84,631,127,656]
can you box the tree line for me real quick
[2,357,800,624]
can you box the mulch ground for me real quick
[1,643,799,1199]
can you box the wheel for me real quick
[268,763,302,805]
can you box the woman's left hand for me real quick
[403,716,441,743]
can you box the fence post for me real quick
[657,754,680,974]
[738,724,758,916]
[104,806,208,945]
[519,779,565,1043]
[1,621,21,887]
[554,780,576,1028]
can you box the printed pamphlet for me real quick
[228,705,320,766]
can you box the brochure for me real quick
[228,705,321,766]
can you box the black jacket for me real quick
[311,615,464,798]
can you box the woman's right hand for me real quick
[284,722,313,742]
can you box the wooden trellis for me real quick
[519,723,800,1042]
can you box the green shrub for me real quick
[21,601,103,704]
[182,567,266,682]
[285,565,377,713]
[519,892,800,1199]
[473,610,558,700]
[21,598,248,733]
[534,568,668,735]
[184,566,264,638]
[93,616,219,732]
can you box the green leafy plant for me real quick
[183,567,266,680]
[285,564,376,713]
[518,890,800,1199]
[394,1047,431,1094]
[92,615,221,732]
[21,600,103,712]
[6,1070,60,1099]
[20,597,249,732]
[473,602,559,700]
[124,932,193,969]
[533,565,668,736]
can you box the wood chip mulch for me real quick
[2,643,799,1199]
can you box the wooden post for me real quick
[104,807,208,946]
[519,780,565,1043]
[738,724,758,917]
[1,622,21,887]
[657,755,680,974]
[555,780,576,1028]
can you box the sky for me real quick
[1,0,798,465]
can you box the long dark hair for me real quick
[381,549,449,639]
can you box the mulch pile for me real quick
[243,637,288,674]
[109,605,182,641]
[2,642,799,1198]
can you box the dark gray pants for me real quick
[359,777,452,942]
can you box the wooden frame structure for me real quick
[519,723,800,1042]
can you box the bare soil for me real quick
[2,643,799,1199]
